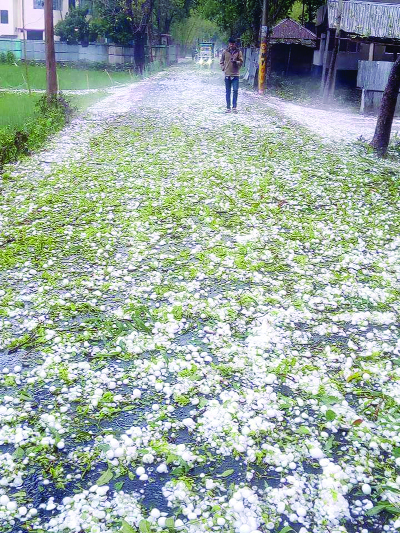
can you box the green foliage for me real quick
[171,13,226,46]
[0,51,17,64]
[55,7,93,44]
[0,94,72,169]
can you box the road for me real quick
[0,63,399,533]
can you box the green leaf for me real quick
[279,527,294,533]
[166,454,179,465]
[165,518,175,530]
[325,435,334,451]
[297,425,311,435]
[320,395,340,406]
[96,469,113,486]
[115,481,124,491]
[139,519,152,533]
[326,410,336,421]
[13,447,25,460]
[393,447,400,458]
[220,469,234,477]
[121,519,136,533]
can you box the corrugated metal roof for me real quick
[327,0,400,38]
[271,18,317,41]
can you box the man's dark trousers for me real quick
[225,76,239,109]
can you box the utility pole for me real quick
[44,0,58,96]
[258,0,269,94]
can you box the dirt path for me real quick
[0,64,399,533]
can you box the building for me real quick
[269,18,317,76]
[314,0,400,91]
[0,0,70,40]
[243,19,317,86]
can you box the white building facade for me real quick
[0,0,69,39]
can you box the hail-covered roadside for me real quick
[0,64,399,533]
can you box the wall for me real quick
[0,0,16,37]
[358,60,400,115]
[0,38,180,66]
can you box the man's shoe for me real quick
[232,108,238,114]
[225,108,231,113]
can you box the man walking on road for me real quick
[220,38,243,113]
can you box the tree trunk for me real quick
[44,0,58,96]
[323,29,339,102]
[134,31,147,74]
[370,55,400,156]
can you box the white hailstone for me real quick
[150,509,161,519]
[217,518,226,526]
[395,457,400,467]
[106,450,115,460]
[109,439,120,450]
[289,462,296,470]
[143,454,154,464]
[156,463,168,474]
[188,513,198,520]
[96,486,109,496]
[139,474,148,481]
[29,508,37,516]
[109,382,117,390]
[320,458,330,467]
[57,441,65,450]
[0,495,10,506]
[14,478,23,487]
[136,467,145,476]
[175,519,184,530]
[265,374,276,385]
[155,383,163,392]
[14,366,22,373]
[6,501,17,512]
[114,447,124,458]
[19,506,28,516]
[277,501,285,513]
[205,479,215,490]
[362,484,372,495]
[240,525,251,533]
[132,389,142,399]
[182,418,195,429]
[158,517,166,528]
[310,448,324,460]
[46,502,56,511]
[297,507,307,517]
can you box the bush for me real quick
[0,51,17,64]
[0,94,74,169]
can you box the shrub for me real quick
[0,51,17,64]
[0,94,74,169]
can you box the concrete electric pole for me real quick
[44,0,58,96]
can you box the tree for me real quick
[171,13,226,48]
[370,55,400,156]
[93,0,157,72]
[55,7,92,44]
[154,0,194,39]
[44,0,57,96]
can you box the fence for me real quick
[357,60,400,114]
[0,39,180,67]
[243,48,259,87]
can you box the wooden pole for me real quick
[286,44,292,76]
[323,0,343,102]
[44,0,58,96]
[21,0,31,95]
[258,0,268,94]
[320,31,330,94]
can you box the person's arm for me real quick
[220,51,225,70]
[237,50,244,68]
